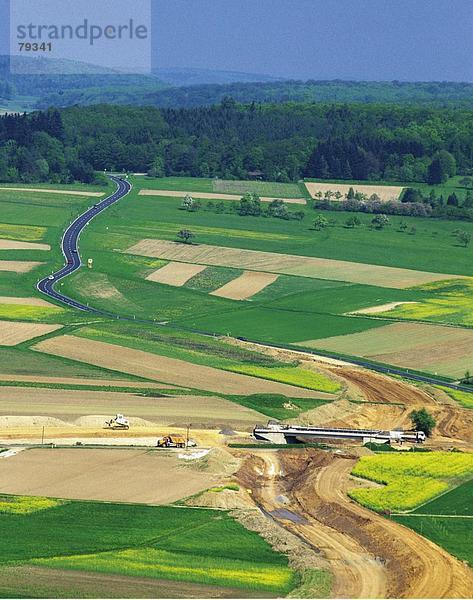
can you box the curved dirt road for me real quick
[334,368,473,445]
[239,451,387,599]
[239,449,473,599]
[301,454,473,598]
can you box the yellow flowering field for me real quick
[349,452,473,512]
[0,495,61,515]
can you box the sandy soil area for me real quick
[0,239,50,251]
[211,271,279,300]
[351,301,417,315]
[0,386,262,428]
[0,424,238,449]
[0,320,62,345]
[146,261,207,286]
[33,335,329,398]
[126,239,458,289]
[0,187,104,197]
[0,447,224,504]
[139,189,306,205]
[0,260,44,273]
[305,181,404,202]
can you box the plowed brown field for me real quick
[0,320,62,345]
[211,271,278,300]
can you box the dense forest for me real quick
[1,101,473,186]
[36,80,473,110]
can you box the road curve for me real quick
[35,174,473,397]
[37,176,132,312]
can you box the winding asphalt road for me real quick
[37,175,132,312]
[35,174,473,394]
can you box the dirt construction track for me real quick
[238,450,473,598]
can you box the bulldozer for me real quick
[105,414,130,430]
[157,434,186,448]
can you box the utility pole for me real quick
[41,426,45,446]
[186,424,191,449]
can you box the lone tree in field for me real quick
[410,408,436,437]
[180,194,194,211]
[371,214,390,229]
[176,229,195,244]
[345,215,361,228]
[313,214,329,231]
[456,230,472,247]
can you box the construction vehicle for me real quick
[105,414,130,430]
[253,421,426,445]
[157,434,187,448]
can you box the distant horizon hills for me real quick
[2,56,473,113]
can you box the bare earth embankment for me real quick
[129,240,458,288]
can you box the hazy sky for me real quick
[1,0,473,81]
[153,0,473,81]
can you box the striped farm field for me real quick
[0,223,47,242]
[210,271,279,300]
[33,335,331,397]
[0,186,104,197]
[0,498,298,597]
[138,189,306,205]
[0,239,50,251]
[0,320,63,345]
[305,181,404,202]
[126,239,459,289]
[300,321,473,378]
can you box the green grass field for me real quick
[393,478,473,565]
[393,516,472,565]
[411,478,473,516]
[0,497,299,595]
[230,393,329,420]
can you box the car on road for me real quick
[48,275,54,280]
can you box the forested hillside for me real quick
[1,101,472,185]
[37,80,473,110]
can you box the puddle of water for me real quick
[269,508,309,524]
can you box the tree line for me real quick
[1,100,473,185]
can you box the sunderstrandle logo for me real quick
[9,0,152,74]
[16,19,149,46]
